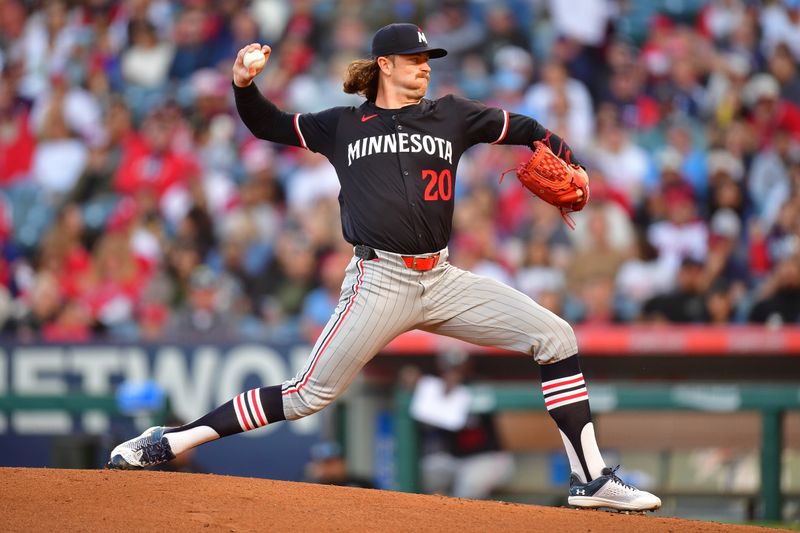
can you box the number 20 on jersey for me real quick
[421,169,453,201]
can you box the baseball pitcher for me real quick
[108,23,660,512]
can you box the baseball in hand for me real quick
[243,49,266,70]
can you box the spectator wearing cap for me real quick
[305,440,374,489]
[647,185,708,285]
[744,73,800,148]
[705,208,750,315]
[705,149,745,219]
[704,52,751,128]
[642,257,711,323]
[165,265,239,341]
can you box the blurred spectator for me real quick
[409,350,514,500]
[567,205,632,293]
[16,0,81,100]
[424,0,486,79]
[642,257,710,323]
[252,233,319,325]
[165,265,239,341]
[744,73,800,147]
[41,299,91,342]
[704,52,751,128]
[615,232,673,321]
[768,42,800,105]
[525,60,594,140]
[168,8,217,81]
[80,228,150,336]
[515,239,565,301]
[748,129,796,229]
[301,250,350,341]
[121,20,174,115]
[588,115,649,208]
[647,188,709,280]
[305,440,373,489]
[5,270,62,342]
[285,150,341,213]
[113,108,199,209]
[31,75,90,197]
[748,254,800,325]
[0,75,35,185]
[450,218,513,286]
[760,0,800,60]
[577,274,620,324]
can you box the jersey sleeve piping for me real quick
[293,113,308,150]
[490,109,509,144]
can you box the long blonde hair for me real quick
[343,58,381,102]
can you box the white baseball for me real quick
[243,49,266,70]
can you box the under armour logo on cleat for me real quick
[575,489,585,495]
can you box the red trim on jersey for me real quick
[491,110,509,144]
[545,390,588,408]
[236,393,253,430]
[282,259,366,396]
[542,375,584,392]
[294,113,308,149]
[249,389,266,427]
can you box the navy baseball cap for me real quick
[371,23,447,59]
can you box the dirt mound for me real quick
[0,467,779,532]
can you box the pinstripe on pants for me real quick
[280,247,578,420]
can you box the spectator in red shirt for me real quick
[114,109,199,204]
[0,76,35,185]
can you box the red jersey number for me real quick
[421,169,453,201]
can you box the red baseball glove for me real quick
[504,140,590,229]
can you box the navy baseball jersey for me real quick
[234,83,576,254]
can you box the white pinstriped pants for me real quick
[280,247,578,420]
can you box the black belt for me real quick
[354,245,378,260]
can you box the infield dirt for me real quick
[0,467,785,532]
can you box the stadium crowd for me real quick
[0,0,799,343]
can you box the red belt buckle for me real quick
[403,253,440,271]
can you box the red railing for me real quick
[379,325,800,356]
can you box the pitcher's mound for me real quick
[0,467,775,532]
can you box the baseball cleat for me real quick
[107,426,176,470]
[568,466,661,512]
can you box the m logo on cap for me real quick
[417,30,428,44]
